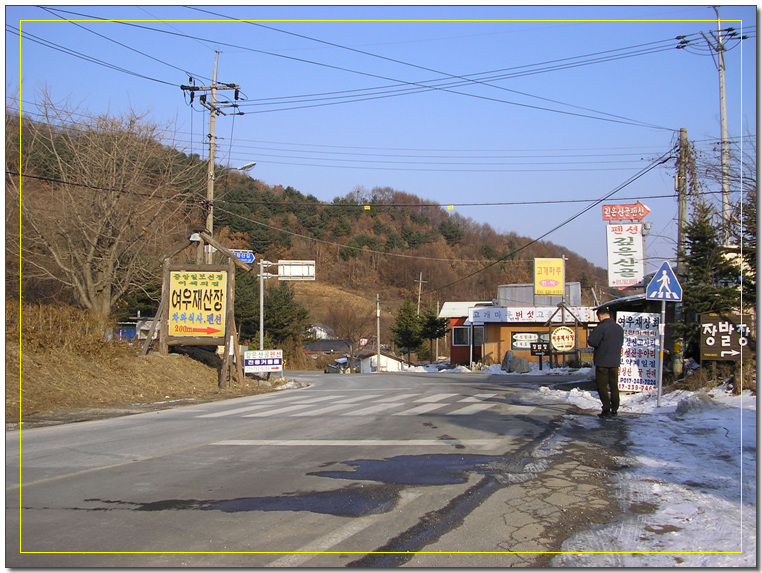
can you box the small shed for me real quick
[358,351,406,373]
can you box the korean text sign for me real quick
[616,311,659,392]
[700,313,751,361]
[244,349,283,373]
[168,270,227,337]
[534,258,565,296]
[606,224,645,287]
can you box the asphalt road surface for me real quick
[6,371,622,567]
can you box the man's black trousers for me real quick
[595,366,620,414]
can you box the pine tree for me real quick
[678,200,741,359]
[391,297,422,366]
[420,305,449,364]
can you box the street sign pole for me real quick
[653,297,667,408]
[645,261,683,407]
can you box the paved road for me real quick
[6,371,623,567]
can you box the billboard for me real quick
[168,270,227,337]
[534,258,565,296]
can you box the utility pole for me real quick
[676,128,689,280]
[205,52,219,264]
[376,294,381,373]
[702,8,731,245]
[180,51,243,263]
[675,127,689,379]
[415,272,427,315]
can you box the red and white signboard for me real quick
[606,224,645,288]
[602,201,650,222]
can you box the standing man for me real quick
[588,306,625,418]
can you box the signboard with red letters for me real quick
[602,201,650,222]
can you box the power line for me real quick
[32,8,677,129]
[423,148,678,296]
[187,6,678,129]
[7,24,177,87]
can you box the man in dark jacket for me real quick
[587,307,624,418]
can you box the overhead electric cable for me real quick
[35,6,209,82]
[187,5,678,129]
[36,7,676,129]
[423,148,677,296]
[7,24,177,86]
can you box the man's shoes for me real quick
[611,410,618,417]
[598,410,612,418]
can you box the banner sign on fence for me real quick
[616,311,659,392]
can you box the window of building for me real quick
[452,326,485,346]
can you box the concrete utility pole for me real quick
[702,8,732,245]
[415,272,427,315]
[205,52,219,264]
[676,128,689,280]
[376,294,381,373]
[180,51,243,263]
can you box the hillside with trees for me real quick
[6,101,610,345]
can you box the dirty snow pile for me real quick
[406,361,755,566]
[537,384,756,567]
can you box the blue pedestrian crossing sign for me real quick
[646,261,682,301]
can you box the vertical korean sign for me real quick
[168,270,227,337]
[606,224,645,288]
[534,258,565,296]
[616,311,659,392]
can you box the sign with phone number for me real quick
[616,311,659,392]
[244,350,283,373]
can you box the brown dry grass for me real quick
[6,301,285,424]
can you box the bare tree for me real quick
[7,92,205,317]
[326,298,377,370]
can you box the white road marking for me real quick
[448,403,498,415]
[264,491,422,567]
[242,404,315,417]
[459,393,497,402]
[394,403,450,416]
[341,402,404,416]
[415,393,459,403]
[336,395,381,404]
[291,404,355,417]
[213,439,503,448]
[198,395,345,418]
[376,393,420,402]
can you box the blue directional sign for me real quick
[231,249,255,264]
[646,261,682,301]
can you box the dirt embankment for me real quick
[6,339,285,430]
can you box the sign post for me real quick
[645,261,683,406]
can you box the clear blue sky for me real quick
[6,4,757,272]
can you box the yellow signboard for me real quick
[534,258,565,296]
[168,270,227,337]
